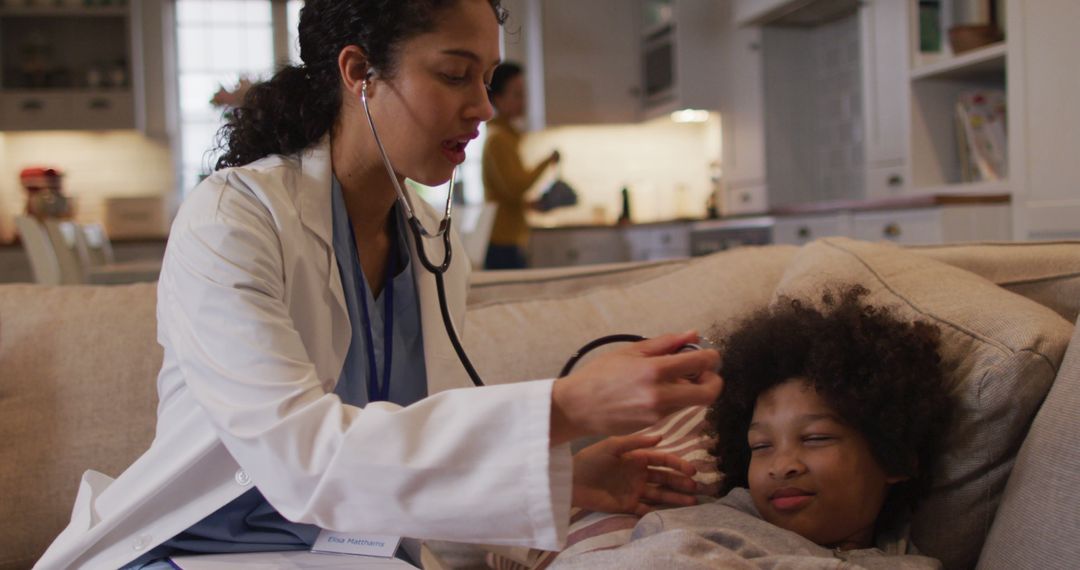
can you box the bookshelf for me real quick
[908,0,1008,194]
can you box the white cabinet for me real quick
[1008,0,1080,239]
[623,223,690,261]
[529,227,630,268]
[773,213,852,245]
[523,0,641,129]
[529,224,692,268]
[717,2,768,214]
[850,205,1011,245]
[860,0,910,199]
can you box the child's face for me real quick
[746,378,906,549]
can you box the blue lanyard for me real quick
[349,220,397,403]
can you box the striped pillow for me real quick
[485,405,719,570]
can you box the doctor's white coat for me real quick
[34,138,572,569]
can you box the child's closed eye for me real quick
[802,435,836,445]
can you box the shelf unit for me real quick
[910,42,1005,81]
[907,0,1008,194]
[0,5,128,17]
[0,3,135,131]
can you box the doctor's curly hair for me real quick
[707,285,954,521]
[215,0,507,170]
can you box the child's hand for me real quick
[571,433,700,516]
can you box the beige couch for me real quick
[3,239,1080,570]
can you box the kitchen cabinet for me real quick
[529,227,630,268]
[1006,0,1080,239]
[0,2,168,135]
[772,213,852,246]
[639,0,726,120]
[717,2,768,215]
[860,0,910,200]
[522,0,641,129]
[850,204,1011,245]
[623,223,690,261]
[529,223,693,268]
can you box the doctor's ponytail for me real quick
[215,0,506,170]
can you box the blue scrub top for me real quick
[130,178,429,566]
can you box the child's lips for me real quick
[769,488,815,511]
[771,494,814,511]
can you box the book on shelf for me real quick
[955,90,1007,182]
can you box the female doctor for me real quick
[35,1,722,568]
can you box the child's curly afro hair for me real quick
[707,285,954,519]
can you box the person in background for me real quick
[482,61,559,269]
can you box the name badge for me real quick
[311,529,402,558]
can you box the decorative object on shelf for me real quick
[20,167,72,220]
[955,90,1007,182]
[919,0,943,53]
[948,0,1004,54]
[617,186,633,226]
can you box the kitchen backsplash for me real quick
[520,113,721,226]
[0,131,175,243]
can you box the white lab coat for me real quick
[34,137,572,569]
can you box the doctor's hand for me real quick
[572,434,699,516]
[550,331,722,445]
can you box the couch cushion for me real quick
[459,245,798,387]
[977,316,1080,569]
[0,284,161,570]
[468,259,689,307]
[913,241,1080,323]
[773,238,1073,570]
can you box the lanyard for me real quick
[349,220,398,403]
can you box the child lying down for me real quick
[552,286,954,569]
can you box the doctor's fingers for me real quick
[631,330,702,357]
[648,349,720,383]
[655,372,723,413]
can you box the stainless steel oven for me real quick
[642,24,675,107]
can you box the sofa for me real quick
[2,238,1079,570]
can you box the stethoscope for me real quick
[359,74,702,386]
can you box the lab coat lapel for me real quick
[406,191,475,395]
[297,137,351,387]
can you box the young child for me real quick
[551,286,954,569]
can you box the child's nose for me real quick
[769,449,807,479]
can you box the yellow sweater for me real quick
[482,116,548,247]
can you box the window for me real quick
[175,0,282,197]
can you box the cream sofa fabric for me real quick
[0,284,161,570]
[458,246,797,387]
[773,238,1074,570]
[4,240,1080,570]
[976,315,1080,568]
[914,241,1080,323]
